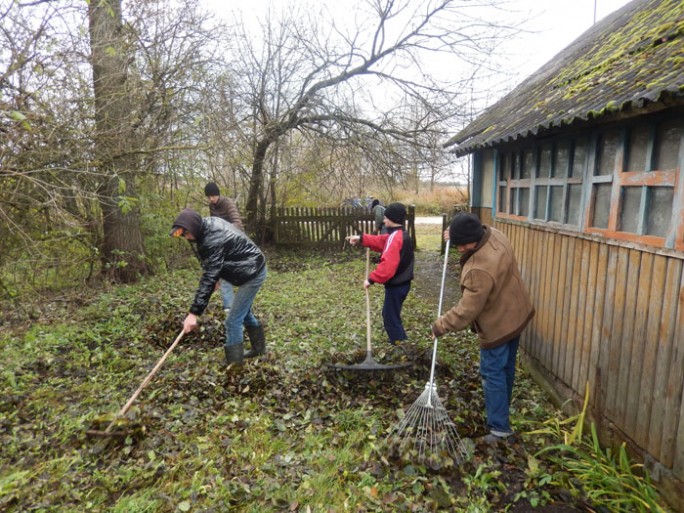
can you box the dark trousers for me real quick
[382,282,411,343]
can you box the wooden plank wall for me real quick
[497,221,684,485]
[273,206,416,247]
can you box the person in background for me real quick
[371,199,386,234]
[346,202,414,348]
[204,182,243,315]
[170,208,267,365]
[431,212,534,445]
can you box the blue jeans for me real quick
[224,266,267,347]
[219,279,233,311]
[382,282,410,343]
[480,335,520,435]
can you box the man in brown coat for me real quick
[204,182,243,317]
[205,182,243,232]
[432,212,534,444]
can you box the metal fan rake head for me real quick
[387,383,470,468]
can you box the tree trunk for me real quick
[88,0,149,282]
[246,138,271,233]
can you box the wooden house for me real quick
[444,0,684,508]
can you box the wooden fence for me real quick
[273,206,417,248]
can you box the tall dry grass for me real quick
[380,184,469,215]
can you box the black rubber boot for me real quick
[244,325,266,358]
[224,343,244,366]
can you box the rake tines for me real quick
[387,383,470,468]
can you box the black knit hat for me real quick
[449,212,484,245]
[170,208,204,240]
[204,182,220,196]
[384,202,406,225]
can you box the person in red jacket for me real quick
[346,203,414,347]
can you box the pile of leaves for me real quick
[0,245,668,512]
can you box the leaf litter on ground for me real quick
[0,242,645,512]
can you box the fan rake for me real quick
[387,240,470,467]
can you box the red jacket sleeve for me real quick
[362,231,402,284]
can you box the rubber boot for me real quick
[244,325,266,358]
[224,343,244,367]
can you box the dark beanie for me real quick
[204,182,220,196]
[384,202,406,225]
[449,212,484,245]
[170,208,204,241]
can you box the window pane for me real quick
[510,188,517,214]
[596,129,621,176]
[550,186,564,222]
[535,187,547,219]
[519,188,530,216]
[539,143,552,178]
[513,153,521,179]
[499,154,510,180]
[619,187,642,233]
[523,149,534,179]
[567,184,582,225]
[555,140,570,178]
[626,125,651,172]
[592,184,612,228]
[654,120,682,170]
[499,186,507,213]
[571,137,588,178]
[645,187,674,237]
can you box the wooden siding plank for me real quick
[531,228,545,361]
[552,234,570,377]
[531,227,544,359]
[597,245,618,418]
[588,243,609,403]
[571,239,590,392]
[564,237,582,388]
[637,255,668,455]
[667,267,684,475]
[625,252,654,442]
[605,247,629,420]
[615,250,642,428]
[578,240,600,393]
[547,233,562,372]
[541,232,556,367]
[654,258,683,465]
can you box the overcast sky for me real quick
[205,0,632,94]
[508,0,632,78]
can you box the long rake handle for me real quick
[104,329,185,433]
[427,240,451,405]
[365,248,372,353]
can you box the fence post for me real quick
[440,213,448,254]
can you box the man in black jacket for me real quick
[171,208,267,365]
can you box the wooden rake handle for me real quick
[105,329,185,433]
[365,247,372,353]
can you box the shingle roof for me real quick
[446,0,684,156]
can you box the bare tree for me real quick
[1,0,229,291]
[223,0,516,233]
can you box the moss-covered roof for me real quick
[446,0,684,156]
